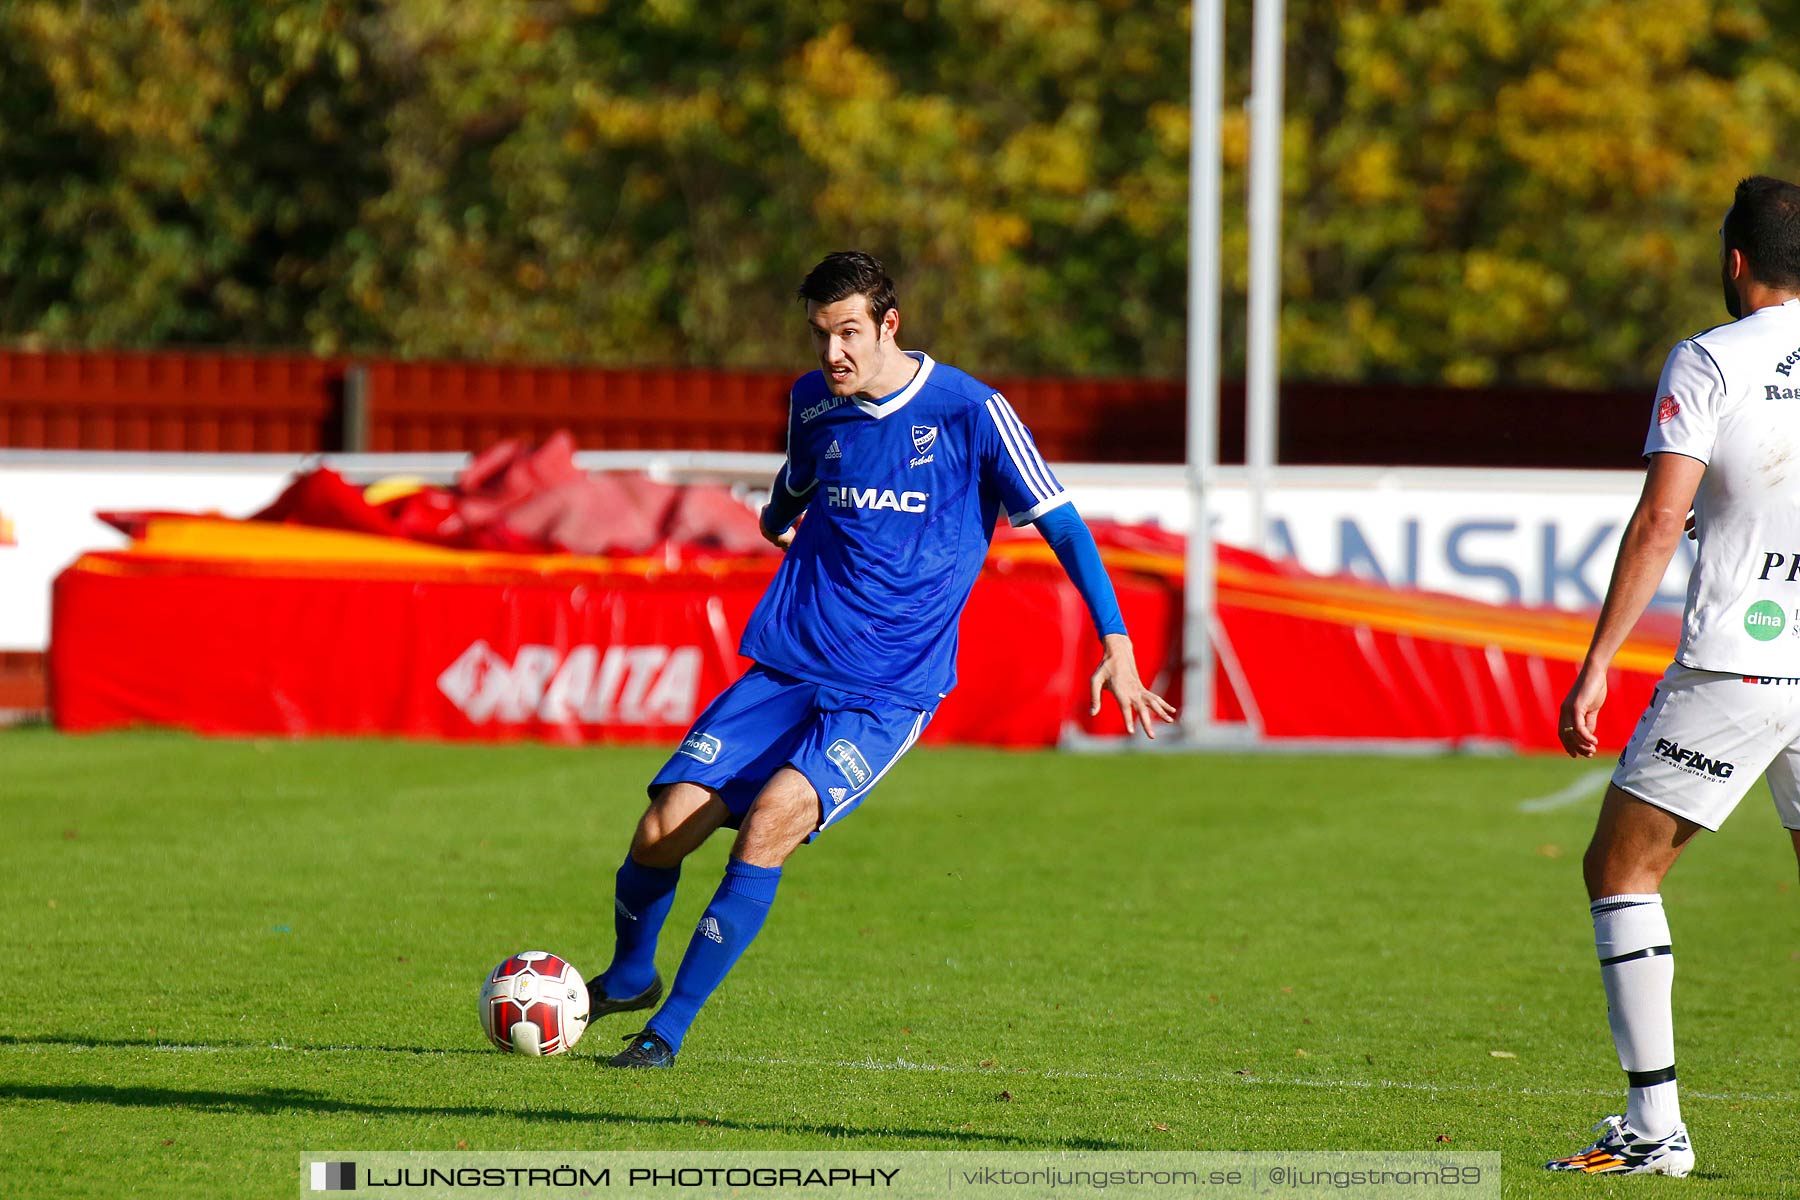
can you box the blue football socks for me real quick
[645,858,783,1052]
[598,855,680,999]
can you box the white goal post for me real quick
[1183,0,1286,746]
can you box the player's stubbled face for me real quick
[807,296,888,396]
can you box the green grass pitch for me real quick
[2,728,1795,1197]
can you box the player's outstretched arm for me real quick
[1035,505,1178,737]
[1089,632,1179,738]
[760,462,814,551]
[1559,452,1703,758]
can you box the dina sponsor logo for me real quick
[825,738,873,788]
[1744,599,1786,641]
[1653,738,1735,781]
[824,486,928,513]
[437,642,702,726]
[678,732,722,764]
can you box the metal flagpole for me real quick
[1182,0,1224,740]
[1245,0,1285,554]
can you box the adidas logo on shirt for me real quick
[699,916,723,944]
[824,440,842,460]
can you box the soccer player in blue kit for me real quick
[590,252,1177,1067]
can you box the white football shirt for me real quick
[1647,298,1800,672]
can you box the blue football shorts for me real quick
[647,664,933,837]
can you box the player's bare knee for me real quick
[732,819,810,867]
[751,787,817,839]
[630,783,720,868]
[734,774,820,866]
[1584,838,1675,899]
[1583,827,1653,898]
[629,821,686,869]
[1580,813,1620,898]
[1582,786,1695,898]
[1581,836,1612,901]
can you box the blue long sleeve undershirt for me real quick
[1034,504,1128,639]
[760,464,815,536]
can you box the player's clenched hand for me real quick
[759,507,797,551]
[1558,662,1607,758]
[1090,633,1178,739]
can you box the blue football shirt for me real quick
[739,351,1071,709]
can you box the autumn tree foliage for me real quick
[2,0,1796,386]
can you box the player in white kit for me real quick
[1551,176,1800,1177]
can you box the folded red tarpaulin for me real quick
[239,432,775,559]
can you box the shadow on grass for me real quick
[0,1033,490,1056]
[0,1082,1125,1149]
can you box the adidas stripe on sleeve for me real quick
[980,392,1074,527]
[761,386,821,536]
[784,386,821,496]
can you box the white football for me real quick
[479,951,590,1055]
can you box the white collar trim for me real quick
[852,352,934,418]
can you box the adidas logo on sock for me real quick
[824,440,841,460]
[829,787,848,802]
[699,916,723,944]
[614,897,637,922]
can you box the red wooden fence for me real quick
[0,348,1192,462]
[0,346,1648,467]
[363,362,800,454]
[0,350,343,453]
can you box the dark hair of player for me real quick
[797,251,898,328]
[1723,176,1800,289]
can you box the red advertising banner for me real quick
[49,518,1672,751]
[54,565,760,744]
[51,550,1173,748]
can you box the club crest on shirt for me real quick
[1657,395,1680,424]
[910,424,938,468]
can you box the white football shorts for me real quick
[1612,664,1800,831]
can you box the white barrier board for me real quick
[0,453,1682,653]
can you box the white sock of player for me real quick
[1591,893,1680,1138]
